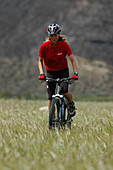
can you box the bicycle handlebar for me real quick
[45,77,72,84]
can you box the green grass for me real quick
[1,90,113,102]
[74,95,113,102]
[0,99,113,170]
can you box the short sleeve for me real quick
[39,44,45,58]
[65,42,72,56]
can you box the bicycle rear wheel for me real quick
[49,98,61,130]
[64,105,71,129]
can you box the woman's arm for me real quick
[38,57,44,74]
[69,54,78,73]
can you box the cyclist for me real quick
[38,24,78,117]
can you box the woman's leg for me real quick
[64,92,76,117]
[64,92,72,104]
[48,100,52,111]
[48,100,55,118]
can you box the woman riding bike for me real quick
[38,24,78,117]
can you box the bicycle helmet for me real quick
[47,24,61,35]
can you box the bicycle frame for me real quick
[46,77,73,129]
[46,77,71,105]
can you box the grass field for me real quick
[0,99,113,170]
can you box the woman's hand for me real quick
[71,72,78,81]
[38,74,46,81]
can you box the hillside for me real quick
[0,0,113,64]
[0,56,113,98]
[0,0,113,97]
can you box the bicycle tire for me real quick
[67,114,71,130]
[64,105,71,129]
[61,103,66,129]
[49,97,61,130]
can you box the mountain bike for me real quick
[45,77,74,130]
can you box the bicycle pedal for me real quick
[71,118,73,121]
[68,118,73,122]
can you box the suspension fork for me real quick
[57,97,63,121]
[57,83,61,94]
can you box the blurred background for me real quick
[0,0,113,99]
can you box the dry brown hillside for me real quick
[0,56,113,97]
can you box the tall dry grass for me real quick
[0,99,113,170]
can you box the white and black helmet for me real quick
[47,24,61,35]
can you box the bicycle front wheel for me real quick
[49,98,61,130]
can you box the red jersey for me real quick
[39,40,72,71]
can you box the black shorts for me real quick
[46,68,69,100]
